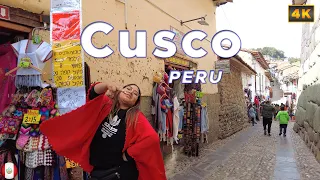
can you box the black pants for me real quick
[263,117,272,134]
[90,161,138,180]
[280,124,288,135]
[251,117,255,126]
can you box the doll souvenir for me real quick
[1,105,16,117]
[40,107,50,121]
[38,88,53,106]
[12,108,23,120]
[25,89,40,107]
[11,90,23,105]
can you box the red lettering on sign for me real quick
[0,5,9,20]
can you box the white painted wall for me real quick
[238,51,268,101]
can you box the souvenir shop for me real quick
[0,21,91,179]
[151,57,209,157]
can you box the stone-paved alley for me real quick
[165,122,320,180]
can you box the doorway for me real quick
[0,25,29,112]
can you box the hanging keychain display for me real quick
[32,28,42,45]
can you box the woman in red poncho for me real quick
[40,82,167,180]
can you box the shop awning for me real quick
[230,55,257,75]
[265,71,273,81]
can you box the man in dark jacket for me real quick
[261,101,275,136]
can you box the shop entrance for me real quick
[0,26,28,44]
[0,25,29,113]
[154,56,208,157]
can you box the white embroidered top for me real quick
[11,40,52,76]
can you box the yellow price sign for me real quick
[52,40,84,88]
[65,158,79,168]
[23,113,41,124]
[167,57,189,67]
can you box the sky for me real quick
[216,0,302,58]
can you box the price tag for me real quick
[19,57,32,68]
[65,158,79,168]
[22,110,41,124]
[23,114,41,124]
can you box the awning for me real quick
[265,71,273,81]
[230,55,257,75]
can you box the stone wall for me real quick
[218,65,249,139]
[293,84,320,163]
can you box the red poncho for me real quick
[40,84,167,180]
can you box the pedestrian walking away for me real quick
[276,106,290,137]
[274,104,280,120]
[261,100,275,136]
[248,103,257,126]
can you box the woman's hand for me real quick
[122,153,128,162]
[94,82,122,98]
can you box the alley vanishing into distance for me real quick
[165,122,320,180]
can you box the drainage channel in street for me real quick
[273,130,300,180]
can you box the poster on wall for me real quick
[170,26,185,56]
[51,11,81,41]
[52,40,84,88]
[51,0,84,168]
[51,0,81,10]
[57,86,86,113]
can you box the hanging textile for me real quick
[173,79,185,101]
[201,105,209,143]
[183,92,201,156]
[11,40,52,87]
[151,69,207,157]
[0,87,68,180]
[0,43,17,113]
[84,62,91,93]
[172,96,180,144]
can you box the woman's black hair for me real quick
[280,106,285,111]
[123,84,141,105]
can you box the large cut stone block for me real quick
[297,91,307,109]
[313,107,320,133]
[306,102,318,128]
[296,107,306,126]
[315,132,320,144]
[293,123,300,133]
[308,128,315,142]
[316,150,320,163]
[314,84,320,105]
[304,121,310,130]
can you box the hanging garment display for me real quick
[173,78,185,101]
[172,96,180,144]
[183,91,202,157]
[0,43,17,113]
[11,40,52,87]
[201,104,209,143]
[151,69,207,157]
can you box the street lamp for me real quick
[181,15,209,26]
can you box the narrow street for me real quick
[166,122,320,180]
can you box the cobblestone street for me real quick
[166,122,320,180]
